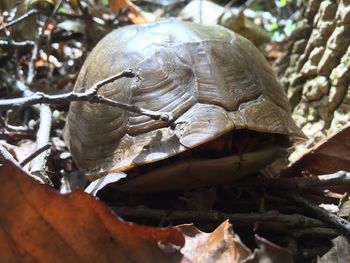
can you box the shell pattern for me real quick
[64,18,303,180]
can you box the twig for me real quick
[20,143,51,167]
[0,9,38,32]
[291,227,340,239]
[24,7,53,185]
[3,122,35,133]
[237,171,350,190]
[88,68,136,94]
[30,105,53,186]
[0,70,175,122]
[26,38,39,85]
[1,113,35,133]
[76,0,100,47]
[289,194,350,237]
[97,96,174,122]
[27,0,61,85]
[112,206,326,228]
[0,40,35,47]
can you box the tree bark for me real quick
[275,0,350,149]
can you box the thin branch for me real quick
[291,227,340,239]
[1,113,36,133]
[112,206,326,228]
[27,0,61,85]
[30,105,53,186]
[0,69,175,122]
[0,9,38,32]
[76,0,101,47]
[20,143,51,167]
[289,194,350,237]
[237,171,350,190]
[97,96,174,122]
[0,40,35,47]
[26,37,39,85]
[88,68,136,94]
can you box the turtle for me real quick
[63,18,304,192]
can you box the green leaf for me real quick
[280,0,288,7]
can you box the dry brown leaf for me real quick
[177,220,251,262]
[0,159,185,262]
[108,0,148,23]
[287,123,350,177]
[317,235,350,263]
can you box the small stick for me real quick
[0,70,135,108]
[112,206,326,228]
[1,114,35,132]
[237,171,350,190]
[20,143,51,167]
[289,194,350,237]
[0,70,175,122]
[0,9,38,32]
[291,227,340,239]
[0,40,35,47]
[96,96,174,122]
[87,68,136,94]
[26,38,39,85]
[30,105,53,186]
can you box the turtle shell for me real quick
[64,18,303,183]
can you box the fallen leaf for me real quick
[177,220,251,262]
[85,173,127,196]
[287,124,350,177]
[0,159,185,262]
[317,235,350,263]
[108,0,148,23]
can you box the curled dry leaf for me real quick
[287,123,350,177]
[177,221,293,263]
[177,220,251,262]
[0,159,185,262]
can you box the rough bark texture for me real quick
[276,0,350,152]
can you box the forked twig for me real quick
[0,9,38,32]
[0,69,175,122]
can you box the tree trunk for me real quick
[275,0,350,148]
